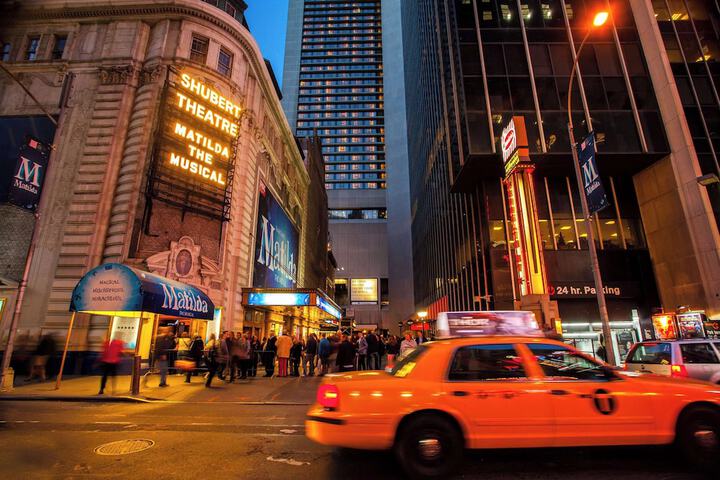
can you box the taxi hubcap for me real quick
[694,428,718,450]
[418,438,442,460]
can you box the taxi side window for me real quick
[681,343,720,364]
[527,344,609,381]
[448,344,526,381]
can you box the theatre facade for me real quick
[0,0,338,361]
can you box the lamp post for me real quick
[417,311,428,338]
[567,10,617,365]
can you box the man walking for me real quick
[336,334,356,372]
[98,337,124,395]
[154,327,174,387]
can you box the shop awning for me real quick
[70,263,215,320]
[242,288,342,323]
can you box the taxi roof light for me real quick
[318,384,340,410]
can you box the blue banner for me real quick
[7,137,51,212]
[252,186,300,288]
[577,132,609,214]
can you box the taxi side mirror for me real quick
[601,366,621,381]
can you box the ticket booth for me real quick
[57,263,215,391]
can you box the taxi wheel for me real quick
[395,414,463,479]
[677,407,720,471]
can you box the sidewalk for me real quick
[0,372,321,404]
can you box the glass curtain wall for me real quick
[295,0,386,190]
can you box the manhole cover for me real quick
[94,439,154,456]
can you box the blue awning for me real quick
[70,263,215,320]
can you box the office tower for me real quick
[283,0,414,329]
[399,0,720,363]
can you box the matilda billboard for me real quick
[252,185,300,289]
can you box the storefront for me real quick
[58,263,216,389]
[242,289,341,339]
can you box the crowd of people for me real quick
[149,327,431,388]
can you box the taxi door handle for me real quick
[452,390,470,397]
[550,389,569,396]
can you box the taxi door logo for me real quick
[592,388,616,415]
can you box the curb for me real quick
[0,395,154,403]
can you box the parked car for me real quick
[624,339,720,383]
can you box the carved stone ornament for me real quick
[98,65,137,85]
[139,65,166,86]
[145,236,221,290]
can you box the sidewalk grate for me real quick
[94,439,154,456]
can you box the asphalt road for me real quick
[0,400,709,480]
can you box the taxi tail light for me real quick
[671,364,688,378]
[318,384,340,410]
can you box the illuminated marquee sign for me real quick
[500,116,530,177]
[150,71,242,220]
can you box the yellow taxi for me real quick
[306,329,720,478]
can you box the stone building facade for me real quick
[0,0,316,354]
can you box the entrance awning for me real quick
[70,263,215,320]
[242,288,342,324]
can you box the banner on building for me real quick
[7,137,51,212]
[252,185,300,289]
[577,132,609,214]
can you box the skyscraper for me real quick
[283,0,414,329]
[399,0,719,363]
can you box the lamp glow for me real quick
[593,11,609,27]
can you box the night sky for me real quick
[245,0,289,87]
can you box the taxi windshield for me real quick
[389,344,427,377]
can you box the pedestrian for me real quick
[154,327,175,387]
[27,333,56,382]
[220,331,233,380]
[276,330,292,377]
[400,333,417,355]
[250,335,261,377]
[366,330,380,370]
[290,337,303,376]
[185,335,204,383]
[204,333,221,388]
[386,335,400,368]
[378,333,386,369]
[232,333,251,380]
[336,334,356,372]
[357,332,368,370]
[328,333,340,373]
[318,333,331,376]
[263,333,277,377]
[98,337,124,395]
[303,333,318,376]
[177,331,192,361]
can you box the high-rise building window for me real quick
[218,47,233,77]
[1,42,11,62]
[190,35,209,64]
[25,36,40,61]
[51,35,67,60]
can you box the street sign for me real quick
[576,132,609,214]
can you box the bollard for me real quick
[131,355,141,396]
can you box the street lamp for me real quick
[566,10,617,365]
[417,311,428,337]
